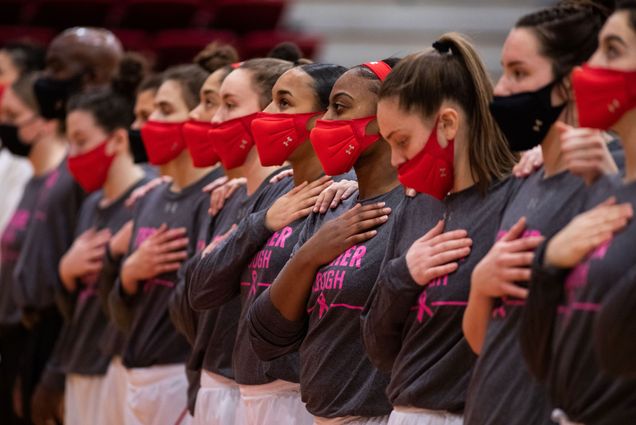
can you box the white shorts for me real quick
[314,414,389,424]
[100,356,128,425]
[239,380,312,425]
[64,373,108,425]
[124,363,191,425]
[388,407,463,425]
[193,370,243,425]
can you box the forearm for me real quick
[269,248,320,322]
[463,289,494,354]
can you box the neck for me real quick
[453,141,476,193]
[290,142,324,186]
[160,150,214,192]
[540,125,567,178]
[240,147,279,195]
[28,134,67,176]
[102,155,145,203]
[354,142,399,200]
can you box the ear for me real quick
[106,128,129,156]
[552,78,571,106]
[438,107,459,144]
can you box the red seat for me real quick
[120,0,205,30]
[212,0,287,34]
[30,0,115,28]
[0,26,56,46]
[241,31,321,60]
[153,29,237,69]
[111,29,151,52]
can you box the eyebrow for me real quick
[332,92,354,102]
[604,34,627,46]
[276,89,293,97]
[156,100,173,109]
[503,59,526,68]
[202,88,217,96]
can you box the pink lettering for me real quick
[248,249,272,270]
[350,245,366,268]
[135,227,157,248]
[266,226,293,248]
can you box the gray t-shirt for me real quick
[362,178,521,413]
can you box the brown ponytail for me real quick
[380,32,515,195]
[238,58,296,109]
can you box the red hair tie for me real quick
[361,61,392,81]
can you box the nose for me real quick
[390,148,406,169]
[148,110,161,121]
[493,75,511,97]
[263,101,276,114]
[189,105,203,121]
[211,108,223,124]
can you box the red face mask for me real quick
[140,120,187,166]
[398,118,454,200]
[183,119,220,168]
[309,116,380,176]
[251,111,321,166]
[0,84,5,104]
[208,113,257,169]
[573,64,636,130]
[67,140,116,193]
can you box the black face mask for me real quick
[489,82,566,152]
[34,75,82,120]
[128,128,149,163]
[0,124,31,157]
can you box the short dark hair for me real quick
[161,64,209,110]
[298,63,347,110]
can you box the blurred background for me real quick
[0,0,551,77]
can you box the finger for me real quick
[500,266,532,282]
[154,227,188,244]
[341,202,384,219]
[330,188,346,209]
[313,190,329,213]
[287,180,309,196]
[499,251,535,268]
[348,215,389,236]
[500,282,529,299]
[501,217,527,242]
[420,220,445,242]
[345,229,378,245]
[341,185,356,200]
[422,263,460,284]
[290,206,316,221]
[429,246,472,266]
[202,176,228,193]
[347,207,392,224]
[405,188,417,197]
[157,262,183,274]
[157,250,189,263]
[428,229,470,245]
[430,238,473,255]
[84,261,104,274]
[157,237,190,253]
[505,236,544,253]
[300,180,334,199]
[225,182,240,199]
[307,175,333,189]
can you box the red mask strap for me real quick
[362,61,392,81]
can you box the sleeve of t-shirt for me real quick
[188,209,273,311]
[594,263,636,378]
[98,249,122,319]
[169,253,201,346]
[519,240,568,381]
[361,207,422,374]
[247,287,307,361]
[38,325,68,392]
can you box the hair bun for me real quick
[432,40,455,55]
[112,52,149,101]
[267,41,303,64]
[194,41,239,73]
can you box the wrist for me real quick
[120,261,138,295]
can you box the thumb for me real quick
[502,217,527,242]
[555,121,572,135]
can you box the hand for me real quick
[313,179,358,213]
[109,220,133,259]
[297,202,391,267]
[513,145,543,177]
[558,122,618,185]
[269,168,294,183]
[406,220,472,286]
[207,177,246,216]
[59,228,111,292]
[202,224,238,257]
[30,384,64,425]
[121,224,189,294]
[265,175,333,231]
[545,197,632,268]
[471,217,543,300]
[405,187,417,198]
[125,176,172,208]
